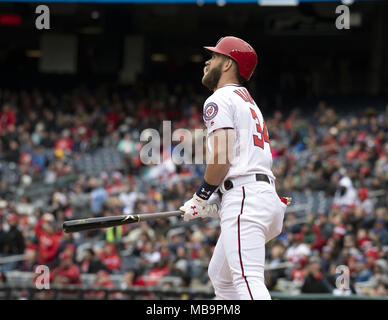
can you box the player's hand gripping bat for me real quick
[63,197,292,233]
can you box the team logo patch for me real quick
[203,102,218,121]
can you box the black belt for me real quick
[217,174,270,197]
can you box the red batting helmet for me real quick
[204,36,258,81]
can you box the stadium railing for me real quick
[1,284,387,300]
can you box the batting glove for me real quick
[202,193,221,218]
[180,194,207,222]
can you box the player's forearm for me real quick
[194,129,234,200]
[204,163,230,186]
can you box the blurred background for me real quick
[0,0,388,300]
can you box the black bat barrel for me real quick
[62,210,182,233]
[63,215,139,233]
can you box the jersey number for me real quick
[250,108,270,149]
[233,89,270,149]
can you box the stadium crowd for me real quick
[0,85,387,298]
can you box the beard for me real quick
[202,63,222,91]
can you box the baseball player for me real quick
[180,36,289,300]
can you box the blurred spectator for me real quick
[353,255,372,283]
[90,178,108,215]
[170,246,189,279]
[333,176,357,208]
[301,257,334,294]
[372,219,388,246]
[120,269,143,289]
[1,214,25,271]
[117,133,136,156]
[80,248,107,274]
[34,213,62,266]
[50,252,81,285]
[285,232,311,263]
[54,129,73,152]
[0,217,5,254]
[309,213,333,252]
[98,243,122,273]
[371,281,388,297]
[0,271,6,284]
[106,171,124,196]
[266,241,287,290]
[290,256,307,284]
[139,258,170,286]
[20,237,38,272]
[0,103,16,132]
[356,188,374,217]
[142,240,161,265]
[88,270,122,299]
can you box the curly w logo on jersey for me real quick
[203,102,218,121]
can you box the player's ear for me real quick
[222,57,234,72]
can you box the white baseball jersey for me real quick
[203,84,287,300]
[203,84,275,182]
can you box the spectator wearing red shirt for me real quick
[50,252,81,285]
[54,129,74,152]
[140,259,170,286]
[105,171,124,196]
[309,213,333,252]
[106,108,119,132]
[291,256,307,283]
[88,270,123,299]
[99,243,122,273]
[0,103,16,132]
[121,270,145,289]
[34,213,62,266]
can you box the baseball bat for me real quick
[62,210,183,233]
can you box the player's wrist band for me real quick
[195,180,218,200]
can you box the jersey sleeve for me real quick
[203,96,234,135]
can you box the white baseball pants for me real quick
[208,181,287,300]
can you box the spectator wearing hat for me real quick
[98,243,122,273]
[34,213,62,266]
[50,251,81,285]
[301,257,334,294]
[290,256,307,284]
[285,232,311,264]
[106,171,124,196]
[356,188,374,217]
